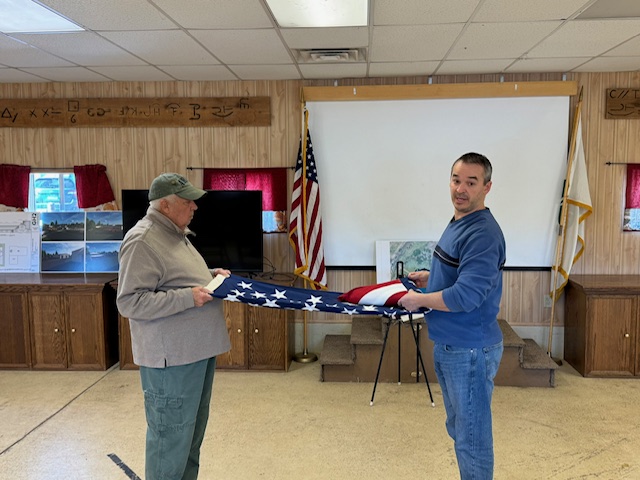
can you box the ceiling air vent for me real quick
[295,48,366,63]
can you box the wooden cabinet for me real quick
[118,311,137,370]
[217,301,248,369]
[564,275,640,377]
[0,289,31,368]
[247,304,293,370]
[217,302,295,371]
[0,274,118,371]
[119,301,295,372]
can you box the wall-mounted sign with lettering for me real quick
[606,89,640,119]
[0,96,271,128]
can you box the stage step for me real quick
[320,317,558,388]
[318,334,354,366]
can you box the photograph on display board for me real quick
[85,241,121,272]
[41,212,86,242]
[86,212,123,241]
[41,241,85,272]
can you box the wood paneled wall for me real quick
[1,71,638,327]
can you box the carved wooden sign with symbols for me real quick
[0,96,271,127]
[606,88,640,119]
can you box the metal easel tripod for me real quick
[369,262,435,406]
[369,313,434,407]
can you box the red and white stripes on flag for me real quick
[289,109,327,290]
[338,278,420,307]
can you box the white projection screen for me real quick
[306,95,570,268]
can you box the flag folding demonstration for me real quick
[208,274,426,320]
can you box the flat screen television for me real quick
[121,189,264,273]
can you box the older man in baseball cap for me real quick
[117,172,230,480]
[148,172,207,202]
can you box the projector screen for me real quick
[307,95,570,268]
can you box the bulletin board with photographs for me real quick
[40,211,123,273]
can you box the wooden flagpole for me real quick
[294,97,317,363]
[547,87,584,359]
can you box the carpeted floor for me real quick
[0,360,639,479]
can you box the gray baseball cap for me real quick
[148,173,206,201]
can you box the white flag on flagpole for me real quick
[552,115,593,300]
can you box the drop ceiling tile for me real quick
[159,65,238,81]
[572,56,640,72]
[371,25,464,62]
[10,32,146,66]
[474,0,591,22]
[89,65,175,81]
[0,68,49,82]
[190,29,291,64]
[228,64,300,80]
[577,0,640,19]
[19,67,111,82]
[529,19,640,57]
[0,35,74,68]
[280,27,368,49]
[449,21,561,59]
[435,58,514,75]
[0,0,639,83]
[368,61,439,77]
[101,31,220,65]
[153,0,273,29]
[605,35,640,56]
[299,63,367,79]
[374,0,480,25]
[505,57,589,73]
[39,0,176,30]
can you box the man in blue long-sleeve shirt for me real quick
[398,152,506,480]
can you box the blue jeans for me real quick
[139,357,217,480]
[433,341,503,480]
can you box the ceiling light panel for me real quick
[265,0,367,28]
[0,0,83,33]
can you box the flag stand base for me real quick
[294,351,318,363]
[547,352,563,367]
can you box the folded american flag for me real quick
[207,274,426,320]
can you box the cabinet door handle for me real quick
[54,328,59,333]
[624,333,630,338]
[237,329,242,334]
[254,329,259,334]
[71,328,76,333]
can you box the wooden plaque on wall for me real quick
[605,88,640,119]
[0,96,271,128]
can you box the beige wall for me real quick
[1,71,639,328]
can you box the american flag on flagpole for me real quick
[289,109,327,290]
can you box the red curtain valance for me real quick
[0,164,31,208]
[73,164,116,209]
[203,168,287,211]
[626,164,640,209]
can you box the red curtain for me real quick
[203,168,287,211]
[626,164,640,209]
[73,164,116,208]
[0,164,31,208]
